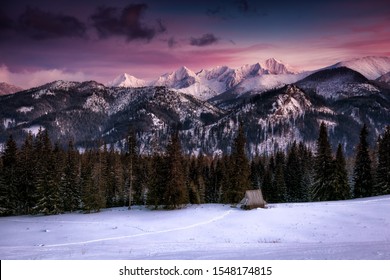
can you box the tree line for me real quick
[0,123,389,216]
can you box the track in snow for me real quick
[34,209,233,248]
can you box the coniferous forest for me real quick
[1,123,389,216]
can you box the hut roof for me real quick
[240,189,266,209]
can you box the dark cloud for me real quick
[156,19,167,33]
[167,36,178,48]
[91,4,164,42]
[190,33,219,47]
[17,7,87,40]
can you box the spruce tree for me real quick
[273,151,287,202]
[80,150,98,213]
[146,153,167,208]
[375,126,390,195]
[250,154,264,190]
[261,166,274,202]
[61,140,80,212]
[285,142,303,202]
[0,135,18,215]
[33,130,62,215]
[126,128,137,208]
[353,124,373,198]
[312,122,335,201]
[298,142,313,202]
[227,123,251,203]
[333,144,350,200]
[17,133,35,214]
[213,156,229,203]
[163,130,188,209]
[262,156,277,203]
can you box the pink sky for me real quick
[1,0,389,88]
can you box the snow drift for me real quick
[1,195,389,260]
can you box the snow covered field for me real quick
[1,196,390,260]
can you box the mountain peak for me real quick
[331,56,390,80]
[107,73,147,88]
[263,58,296,74]
[153,66,198,89]
[174,66,196,80]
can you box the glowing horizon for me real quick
[1,0,389,88]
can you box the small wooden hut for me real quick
[240,189,266,210]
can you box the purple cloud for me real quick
[91,4,165,42]
[190,33,219,47]
[18,7,87,40]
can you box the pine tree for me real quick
[285,142,303,202]
[262,156,277,203]
[375,126,390,195]
[273,151,287,202]
[33,130,62,215]
[333,144,350,200]
[312,122,335,201]
[212,156,229,203]
[298,142,313,202]
[146,153,167,208]
[220,154,233,203]
[126,128,137,208]
[80,150,99,213]
[0,135,18,215]
[353,124,373,198]
[163,130,188,209]
[250,154,264,190]
[61,140,80,212]
[226,123,251,203]
[17,133,35,214]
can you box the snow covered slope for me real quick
[106,73,147,88]
[106,59,303,101]
[377,71,390,84]
[263,58,298,74]
[1,195,389,260]
[297,67,380,100]
[330,56,390,80]
[152,66,198,89]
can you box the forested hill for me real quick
[1,124,389,216]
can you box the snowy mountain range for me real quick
[1,56,390,156]
[107,58,302,100]
[105,56,390,103]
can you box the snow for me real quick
[152,66,198,89]
[23,125,43,136]
[107,73,147,88]
[16,106,34,113]
[32,89,56,99]
[377,71,390,83]
[106,59,303,101]
[1,195,389,260]
[236,72,310,94]
[83,93,109,113]
[298,71,380,100]
[263,58,298,74]
[3,118,15,129]
[332,56,390,80]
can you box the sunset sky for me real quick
[1,0,389,88]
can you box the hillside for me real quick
[1,195,389,260]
